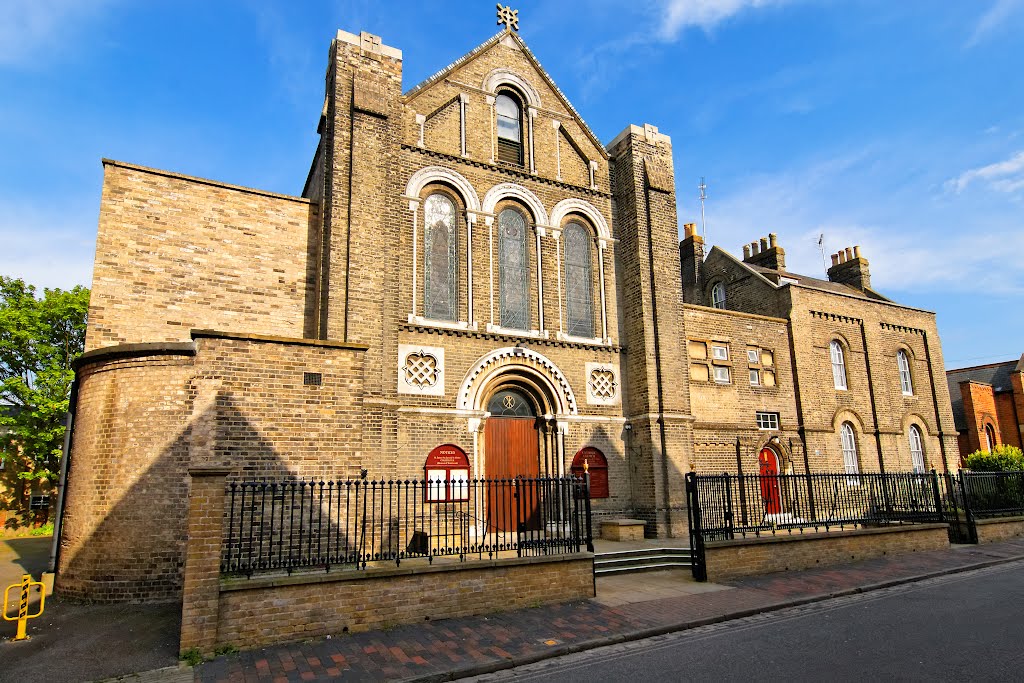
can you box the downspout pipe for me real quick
[49,378,78,575]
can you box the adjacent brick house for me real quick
[946,355,1024,459]
[57,23,959,603]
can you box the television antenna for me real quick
[818,233,827,273]
[698,177,708,242]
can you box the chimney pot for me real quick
[853,245,861,259]
[831,253,840,266]
[760,237,769,252]
[844,247,853,261]
[769,233,777,248]
[743,244,751,259]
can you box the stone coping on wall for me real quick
[974,516,1024,544]
[74,341,198,370]
[705,523,949,549]
[102,159,315,204]
[191,329,369,351]
[221,552,594,592]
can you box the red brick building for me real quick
[946,355,1024,458]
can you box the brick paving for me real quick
[192,539,1024,682]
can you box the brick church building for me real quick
[57,19,959,603]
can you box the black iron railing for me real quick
[221,474,593,577]
[686,470,945,580]
[942,470,1024,544]
[959,471,1024,518]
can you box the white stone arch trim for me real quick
[458,347,578,415]
[831,408,867,433]
[483,68,542,109]
[405,166,481,212]
[482,183,549,226]
[549,198,610,242]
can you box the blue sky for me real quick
[2,0,1022,369]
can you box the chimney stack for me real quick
[827,245,871,291]
[679,222,705,304]
[742,232,786,271]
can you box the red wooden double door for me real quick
[483,388,541,532]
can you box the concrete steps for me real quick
[594,547,694,576]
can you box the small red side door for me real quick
[759,448,782,515]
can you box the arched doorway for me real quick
[758,447,782,515]
[484,387,541,532]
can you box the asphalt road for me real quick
[467,561,1024,682]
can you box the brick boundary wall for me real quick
[974,516,1024,544]
[179,469,594,655]
[704,524,950,583]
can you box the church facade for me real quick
[57,22,959,603]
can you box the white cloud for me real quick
[945,151,1024,195]
[659,0,792,39]
[965,0,1024,49]
[700,151,1024,297]
[0,0,114,66]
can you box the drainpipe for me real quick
[50,378,79,575]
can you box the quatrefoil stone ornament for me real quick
[398,344,446,396]
[586,362,620,405]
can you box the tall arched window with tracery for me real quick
[423,192,457,321]
[909,425,925,473]
[563,222,594,337]
[830,340,848,390]
[711,282,726,309]
[498,207,529,329]
[841,422,860,481]
[897,350,913,396]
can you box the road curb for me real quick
[403,553,1024,682]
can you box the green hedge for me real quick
[963,445,1024,472]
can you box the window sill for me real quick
[408,315,477,331]
[556,331,609,345]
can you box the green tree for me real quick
[0,277,89,483]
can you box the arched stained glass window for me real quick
[496,92,523,165]
[563,222,594,338]
[831,340,848,390]
[423,193,457,321]
[909,425,925,473]
[498,208,529,330]
[711,282,726,309]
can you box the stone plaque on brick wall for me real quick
[398,344,445,396]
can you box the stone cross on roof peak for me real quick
[497,4,519,32]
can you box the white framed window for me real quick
[495,91,524,166]
[711,344,729,360]
[747,349,760,364]
[711,282,726,309]
[897,350,913,396]
[840,422,860,483]
[749,369,761,386]
[713,365,731,384]
[830,340,848,390]
[756,412,779,430]
[909,425,925,473]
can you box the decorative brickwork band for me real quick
[179,466,231,656]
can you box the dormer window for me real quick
[495,92,524,166]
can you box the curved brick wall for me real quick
[58,351,196,603]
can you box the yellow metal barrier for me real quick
[4,574,45,641]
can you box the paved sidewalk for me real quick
[191,539,1024,682]
[4,538,1024,682]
